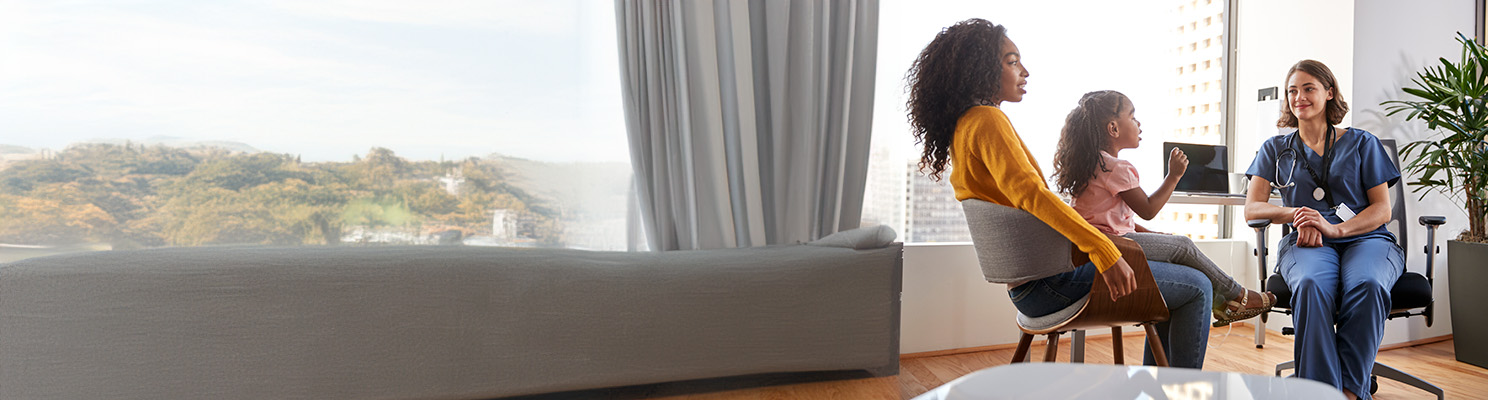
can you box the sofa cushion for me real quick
[807,225,897,249]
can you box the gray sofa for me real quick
[0,235,902,399]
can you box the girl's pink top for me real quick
[1070,151,1140,235]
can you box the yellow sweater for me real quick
[950,106,1121,272]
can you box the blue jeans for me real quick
[1009,261,1212,369]
[1278,232,1403,400]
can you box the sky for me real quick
[0,0,627,163]
[1,0,1190,170]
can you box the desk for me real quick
[912,363,1344,400]
[1166,192,1284,240]
[1169,192,1249,206]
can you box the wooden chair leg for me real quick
[1112,326,1124,365]
[1043,332,1062,362]
[1143,323,1169,367]
[1011,333,1034,364]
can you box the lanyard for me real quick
[1288,126,1337,207]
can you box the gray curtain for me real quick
[615,0,878,251]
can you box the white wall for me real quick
[899,243,1019,353]
[1232,0,1355,176]
[1352,0,1476,345]
[900,240,1250,354]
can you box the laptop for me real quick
[1162,142,1235,196]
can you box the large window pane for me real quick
[0,0,630,262]
[862,0,1228,242]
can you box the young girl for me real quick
[1052,90,1275,327]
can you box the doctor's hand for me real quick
[1293,206,1342,239]
[1295,225,1324,247]
[1102,258,1137,301]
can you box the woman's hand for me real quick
[1291,205,1339,245]
[1102,258,1137,301]
[1295,225,1324,247]
[1293,206,1342,238]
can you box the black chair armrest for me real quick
[1248,219,1272,229]
[1419,216,1446,226]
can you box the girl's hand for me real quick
[1168,147,1189,179]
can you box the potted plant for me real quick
[1383,32,1488,369]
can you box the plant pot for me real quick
[1448,239,1488,369]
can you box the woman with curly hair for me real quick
[905,18,1213,368]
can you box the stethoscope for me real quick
[1270,126,1337,207]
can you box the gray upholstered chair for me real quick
[963,199,1171,365]
[1249,138,1446,398]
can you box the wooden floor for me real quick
[635,324,1488,400]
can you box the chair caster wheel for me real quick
[1371,375,1379,395]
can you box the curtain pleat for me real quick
[616,0,877,251]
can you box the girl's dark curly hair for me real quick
[906,18,1007,181]
[1053,90,1130,197]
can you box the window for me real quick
[0,1,632,261]
[864,0,1231,243]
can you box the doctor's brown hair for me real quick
[1278,59,1349,127]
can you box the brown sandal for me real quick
[1212,290,1276,327]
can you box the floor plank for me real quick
[629,324,1488,399]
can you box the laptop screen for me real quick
[1162,142,1230,194]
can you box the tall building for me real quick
[1152,0,1227,240]
[861,147,908,239]
[905,159,970,243]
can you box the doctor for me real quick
[1244,59,1403,400]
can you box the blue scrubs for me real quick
[1246,127,1403,399]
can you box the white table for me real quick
[912,363,1344,400]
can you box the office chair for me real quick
[1248,138,1446,399]
[963,199,1171,365]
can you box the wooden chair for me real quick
[962,199,1171,366]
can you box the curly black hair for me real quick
[1053,90,1129,197]
[905,18,1007,181]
